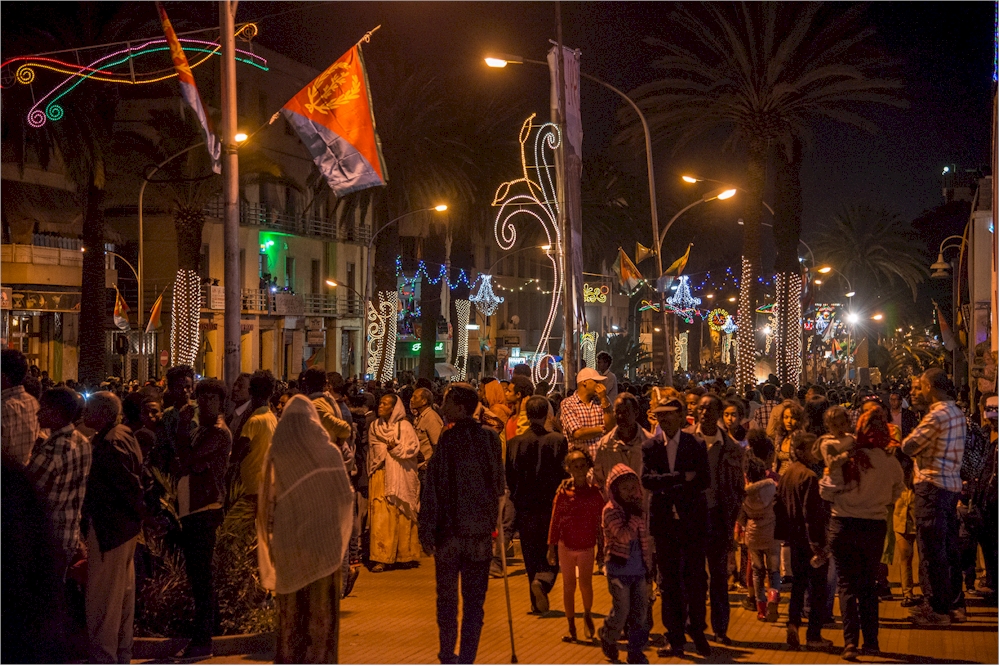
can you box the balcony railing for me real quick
[1,243,84,268]
[204,199,371,244]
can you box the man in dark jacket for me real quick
[776,432,832,651]
[420,384,504,665]
[506,395,568,613]
[642,397,712,658]
[686,394,744,646]
[82,392,144,664]
[174,378,232,661]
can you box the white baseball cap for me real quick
[576,367,606,384]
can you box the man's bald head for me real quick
[410,387,435,413]
[84,391,122,431]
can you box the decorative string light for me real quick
[7,28,265,128]
[366,290,397,381]
[674,331,689,372]
[580,332,597,370]
[492,114,562,391]
[783,273,803,387]
[735,256,756,389]
[722,315,738,335]
[170,268,201,367]
[395,256,476,291]
[454,299,470,380]
[470,274,503,316]
[583,283,609,303]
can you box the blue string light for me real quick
[395,256,477,291]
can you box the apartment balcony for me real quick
[204,199,371,244]
[1,242,84,287]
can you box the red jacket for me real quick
[548,482,604,550]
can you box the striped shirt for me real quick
[26,425,92,563]
[753,399,779,432]
[2,385,40,465]
[901,400,966,493]
[560,392,606,458]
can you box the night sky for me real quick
[4,1,997,273]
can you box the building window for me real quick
[311,259,321,294]
[347,262,356,291]
[285,257,295,290]
[199,244,210,281]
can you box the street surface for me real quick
[181,547,998,664]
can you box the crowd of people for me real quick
[2,345,997,664]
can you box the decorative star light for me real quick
[470,274,503,316]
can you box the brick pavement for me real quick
[196,549,998,665]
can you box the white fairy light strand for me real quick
[455,299,470,380]
[581,332,597,370]
[366,290,397,381]
[170,268,201,367]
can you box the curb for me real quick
[133,633,275,660]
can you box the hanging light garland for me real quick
[170,268,201,367]
[491,113,562,391]
[470,274,503,316]
[454,299,470,380]
[395,256,476,291]
[735,256,756,389]
[366,290,398,382]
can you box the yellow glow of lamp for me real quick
[716,188,737,200]
[234,132,248,143]
[434,204,448,212]
[681,175,699,183]
[817,266,832,274]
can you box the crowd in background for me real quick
[2,345,997,664]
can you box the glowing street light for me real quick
[681,175,699,183]
[847,312,860,324]
[717,188,737,200]
[817,266,832,274]
[433,204,448,212]
[872,313,884,321]
[234,132,248,143]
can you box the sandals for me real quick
[583,613,596,641]
[563,622,577,643]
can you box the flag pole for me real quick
[221,0,241,388]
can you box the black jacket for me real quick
[83,424,144,553]
[506,424,568,517]
[775,461,826,549]
[419,418,504,548]
[642,430,709,538]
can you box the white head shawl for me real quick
[257,394,353,594]
[368,394,421,517]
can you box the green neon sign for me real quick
[411,341,445,353]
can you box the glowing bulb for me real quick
[681,175,698,183]
[326,279,338,287]
[717,188,737,200]
[728,296,736,302]
[847,313,859,324]
[611,325,619,331]
[814,279,823,285]
[485,57,509,68]
[943,166,950,174]
[234,132,248,142]
[763,326,772,335]
[654,327,662,332]
[706,293,714,299]
[872,313,883,321]
[541,244,551,251]
[845,291,856,298]
[818,266,832,274]
[434,204,448,212]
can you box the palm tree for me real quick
[810,205,929,300]
[620,2,905,388]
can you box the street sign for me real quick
[160,350,169,367]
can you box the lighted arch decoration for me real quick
[492,114,562,390]
[366,290,398,381]
[2,25,265,128]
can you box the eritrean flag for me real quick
[114,288,130,331]
[612,248,643,295]
[157,2,221,174]
[281,44,387,197]
[145,288,165,334]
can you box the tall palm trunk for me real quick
[78,183,108,385]
[736,140,768,389]
[772,140,804,387]
[170,207,206,367]
[372,194,399,382]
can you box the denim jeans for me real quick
[750,545,780,602]
[434,535,492,664]
[180,509,224,647]
[914,483,961,615]
[787,542,828,641]
[830,517,885,649]
[604,574,650,657]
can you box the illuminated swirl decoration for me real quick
[583,283,609,303]
[492,114,562,391]
[580,332,597,370]
[366,290,398,381]
[455,299,471,381]
[2,28,266,128]
[707,308,730,332]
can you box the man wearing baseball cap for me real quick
[559,368,615,458]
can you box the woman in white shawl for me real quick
[257,395,353,663]
[367,393,421,571]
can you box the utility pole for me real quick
[220,0,241,387]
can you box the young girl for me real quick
[547,449,605,643]
[738,452,781,621]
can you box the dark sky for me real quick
[236,1,996,267]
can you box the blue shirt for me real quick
[606,537,646,577]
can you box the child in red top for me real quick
[547,449,606,643]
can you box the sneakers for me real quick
[531,580,550,614]
[841,644,859,661]
[910,604,951,626]
[785,625,800,649]
[489,565,504,579]
[806,637,834,650]
[766,589,780,622]
[599,626,620,663]
[173,643,212,662]
[950,607,967,623]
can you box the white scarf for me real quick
[257,395,353,594]
[368,396,421,518]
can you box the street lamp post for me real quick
[931,235,967,380]
[364,205,447,379]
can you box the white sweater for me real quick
[820,448,904,521]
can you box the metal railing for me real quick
[204,199,371,244]
[1,243,85,268]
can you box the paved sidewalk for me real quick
[194,550,997,664]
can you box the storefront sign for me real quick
[0,288,11,310]
[411,341,445,353]
[305,317,324,330]
[306,330,325,345]
[274,293,304,316]
[8,289,81,312]
[209,285,225,310]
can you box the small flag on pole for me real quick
[663,243,693,276]
[114,288,130,331]
[280,39,387,197]
[612,248,643,294]
[145,288,165,334]
[934,301,957,351]
[156,2,221,173]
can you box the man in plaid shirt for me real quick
[26,386,92,576]
[2,349,41,465]
[902,368,966,626]
[752,384,779,432]
[560,367,614,458]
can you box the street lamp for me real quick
[364,205,448,378]
[485,51,666,378]
[325,279,364,316]
[816,265,856,301]
[930,234,967,377]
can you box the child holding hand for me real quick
[548,449,605,643]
